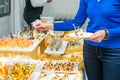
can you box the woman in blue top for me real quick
[35,0,120,80]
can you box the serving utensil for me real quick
[72,24,82,36]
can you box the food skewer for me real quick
[49,38,57,50]
[55,39,62,51]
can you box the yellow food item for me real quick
[0,38,33,49]
[0,62,8,79]
[5,63,36,80]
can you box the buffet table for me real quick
[0,30,84,80]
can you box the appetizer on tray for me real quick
[41,61,78,73]
[44,39,68,57]
[0,38,40,52]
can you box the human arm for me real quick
[34,0,87,31]
[53,0,88,31]
[34,22,54,31]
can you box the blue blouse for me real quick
[54,0,120,48]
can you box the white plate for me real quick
[0,33,48,53]
[0,40,39,53]
[68,32,93,39]
[44,40,68,56]
[3,58,42,80]
[41,61,79,73]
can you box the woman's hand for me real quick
[47,0,52,3]
[87,30,106,43]
[34,22,54,31]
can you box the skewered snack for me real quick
[44,40,68,57]
[49,39,63,51]
[49,38,57,50]
[55,39,62,51]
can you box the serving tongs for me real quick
[72,24,79,36]
[72,24,83,36]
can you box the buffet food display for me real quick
[44,39,68,57]
[0,38,33,49]
[18,29,46,40]
[41,61,78,73]
[6,63,36,80]
[0,30,84,80]
[0,57,83,80]
[0,37,41,52]
[0,29,48,52]
[39,72,83,80]
[0,58,42,80]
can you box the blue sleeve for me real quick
[107,4,120,39]
[54,0,87,31]
[108,27,120,39]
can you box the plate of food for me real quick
[0,38,40,52]
[0,58,42,80]
[44,39,68,57]
[18,29,47,41]
[68,32,93,39]
[0,28,48,53]
[39,72,83,80]
[41,61,79,73]
[44,38,68,56]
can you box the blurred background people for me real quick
[23,0,52,28]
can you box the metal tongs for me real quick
[72,24,79,36]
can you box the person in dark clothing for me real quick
[23,0,52,28]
